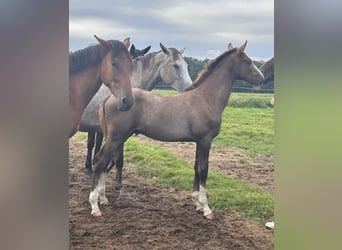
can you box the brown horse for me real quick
[260,57,274,83]
[260,57,274,105]
[89,41,264,219]
[69,35,134,138]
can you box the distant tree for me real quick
[184,57,207,81]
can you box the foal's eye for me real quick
[112,62,117,66]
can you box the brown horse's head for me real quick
[260,57,274,83]
[94,35,134,111]
[228,41,264,86]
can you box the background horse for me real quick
[79,43,192,174]
[260,57,274,105]
[129,44,151,59]
[69,35,134,138]
[260,57,274,83]
[89,41,264,219]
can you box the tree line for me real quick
[157,56,274,93]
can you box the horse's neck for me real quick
[196,60,235,113]
[70,65,102,110]
[131,52,165,90]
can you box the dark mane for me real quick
[69,40,128,73]
[184,48,238,91]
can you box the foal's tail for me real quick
[98,96,111,140]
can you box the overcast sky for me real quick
[69,0,273,61]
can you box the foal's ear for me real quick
[179,48,185,54]
[94,35,112,51]
[227,43,234,51]
[142,45,151,55]
[122,37,130,49]
[160,43,172,56]
[238,40,248,53]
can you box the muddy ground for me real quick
[69,136,274,249]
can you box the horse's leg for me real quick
[94,132,104,159]
[196,141,214,219]
[85,131,95,175]
[192,145,202,212]
[89,140,118,217]
[114,143,124,190]
[98,172,108,205]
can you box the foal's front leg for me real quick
[192,142,214,219]
[89,141,117,217]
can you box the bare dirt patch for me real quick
[69,137,273,249]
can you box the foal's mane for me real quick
[69,40,128,73]
[185,48,238,91]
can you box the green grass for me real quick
[74,132,88,141]
[228,93,273,108]
[124,138,274,223]
[215,107,274,157]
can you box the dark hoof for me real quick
[83,167,93,177]
[115,184,122,190]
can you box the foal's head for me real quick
[159,43,192,92]
[94,35,134,111]
[228,41,264,85]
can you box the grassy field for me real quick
[75,91,274,223]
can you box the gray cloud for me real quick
[69,0,274,60]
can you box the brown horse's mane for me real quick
[69,40,128,73]
[184,48,238,91]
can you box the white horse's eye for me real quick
[173,64,180,70]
